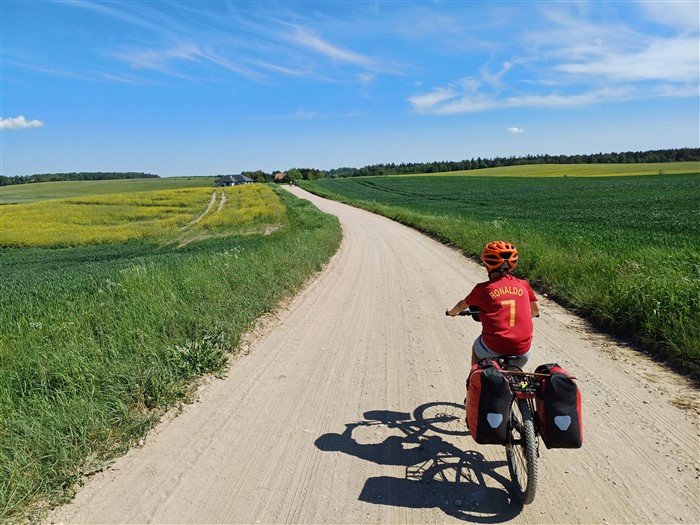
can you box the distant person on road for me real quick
[446,240,539,369]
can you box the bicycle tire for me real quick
[506,397,538,505]
[412,401,468,436]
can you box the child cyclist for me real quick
[446,241,539,369]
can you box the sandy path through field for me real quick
[49,186,699,524]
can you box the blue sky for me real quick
[2,1,699,177]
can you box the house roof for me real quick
[216,174,253,183]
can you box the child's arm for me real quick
[446,298,469,316]
[530,301,540,318]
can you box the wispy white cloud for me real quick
[10,1,699,116]
[558,36,699,83]
[637,1,700,32]
[287,26,375,68]
[97,72,150,85]
[113,42,264,81]
[408,1,699,115]
[5,54,155,85]
[381,5,502,54]
[86,2,392,83]
[198,48,266,80]
[62,0,178,35]
[527,3,699,83]
[358,73,375,84]
[17,2,403,86]
[508,127,524,134]
[256,60,313,78]
[481,61,514,88]
[1,116,44,130]
[56,2,270,82]
[3,57,89,80]
[409,83,639,114]
[246,108,365,121]
[408,87,461,112]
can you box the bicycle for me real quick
[455,307,543,505]
[497,355,540,504]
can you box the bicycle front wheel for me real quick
[506,397,538,505]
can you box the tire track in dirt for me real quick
[48,186,699,525]
[184,190,217,229]
[216,190,226,213]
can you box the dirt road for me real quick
[50,187,699,524]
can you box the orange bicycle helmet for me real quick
[481,240,519,272]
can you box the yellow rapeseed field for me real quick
[197,184,286,233]
[0,184,286,248]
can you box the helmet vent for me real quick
[481,241,519,271]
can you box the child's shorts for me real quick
[472,335,531,369]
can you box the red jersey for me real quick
[465,274,537,355]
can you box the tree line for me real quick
[0,172,159,186]
[252,147,699,182]
[322,147,700,179]
[241,168,325,183]
[3,148,697,186]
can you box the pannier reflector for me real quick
[554,415,572,431]
[487,413,504,428]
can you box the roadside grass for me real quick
[0,186,341,523]
[0,177,216,205]
[302,172,700,372]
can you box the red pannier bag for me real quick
[466,359,512,445]
[535,363,583,449]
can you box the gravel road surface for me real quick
[49,186,699,524]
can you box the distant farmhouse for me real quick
[215,174,254,187]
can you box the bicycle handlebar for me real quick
[445,306,481,320]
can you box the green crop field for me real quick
[303,168,700,371]
[403,161,700,178]
[0,182,341,523]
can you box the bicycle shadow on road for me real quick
[314,402,521,523]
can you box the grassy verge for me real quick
[301,172,700,373]
[0,187,341,523]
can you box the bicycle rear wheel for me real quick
[506,397,538,504]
